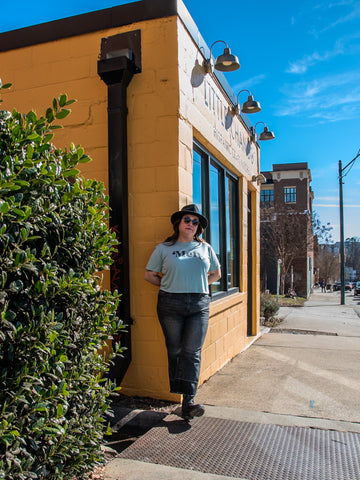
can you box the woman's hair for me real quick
[163,217,204,245]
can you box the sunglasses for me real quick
[183,216,199,226]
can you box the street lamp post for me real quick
[338,149,360,305]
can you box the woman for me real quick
[145,204,221,420]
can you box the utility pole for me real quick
[339,160,345,305]
[338,149,360,306]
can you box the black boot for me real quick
[181,396,205,420]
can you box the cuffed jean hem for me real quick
[170,380,198,396]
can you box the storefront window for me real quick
[193,141,239,297]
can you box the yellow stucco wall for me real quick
[0,12,261,401]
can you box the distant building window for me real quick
[284,187,296,203]
[260,189,274,206]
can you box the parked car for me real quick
[345,282,352,291]
[333,282,341,291]
[354,282,360,296]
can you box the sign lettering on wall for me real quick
[203,78,257,175]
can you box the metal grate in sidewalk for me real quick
[118,415,360,480]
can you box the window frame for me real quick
[260,188,274,207]
[193,140,240,300]
[284,187,297,204]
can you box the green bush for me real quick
[260,293,280,321]
[0,81,124,479]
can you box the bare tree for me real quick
[312,211,333,244]
[312,211,334,285]
[345,237,360,274]
[261,206,313,295]
[318,244,339,285]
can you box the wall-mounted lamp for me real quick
[203,40,240,74]
[231,89,261,115]
[250,121,275,142]
[252,173,267,184]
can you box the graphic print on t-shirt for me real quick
[172,249,207,261]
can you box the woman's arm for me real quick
[208,267,222,285]
[145,269,161,287]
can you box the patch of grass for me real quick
[270,295,307,307]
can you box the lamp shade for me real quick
[259,126,275,141]
[214,47,240,72]
[241,95,261,114]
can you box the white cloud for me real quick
[317,0,357,7]
[316,203,360,207]
[275,71,360,121]
[307,1,360,35]
[286,34,360,74]
[286,49,339,74]
[316,196,339,201]
[232,74,267,92]
[319,2,360,32]
[315,204,339,207]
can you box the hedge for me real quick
[0,81,124,479]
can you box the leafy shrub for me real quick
[0,81,124,479]
[260,293,280,321]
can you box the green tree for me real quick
[0,81,124,479]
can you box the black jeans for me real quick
[157,290,210,396]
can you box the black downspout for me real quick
[98,52,139,384]
[247,192,253,336]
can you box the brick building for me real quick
[260,163,314,298]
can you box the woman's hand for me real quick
[208,268,221,285]
[145,269,161,286]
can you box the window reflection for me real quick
[226,176,237,289]
[193,150,202,210]
[210,163,221,293]
[193,142,239,297]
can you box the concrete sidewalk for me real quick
[196,290,360,426]
[103,290,360,479]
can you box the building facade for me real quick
[0,0,265,400]
[260,163,314,298]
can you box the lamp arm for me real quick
[250,121,264,140]
[254,121,265,130]
[209,40,227,58]
[235,89,251,104]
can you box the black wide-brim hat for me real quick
[171,204,208,229]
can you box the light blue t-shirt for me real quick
[146,241,220,294]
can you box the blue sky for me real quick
[1,0,360,242]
